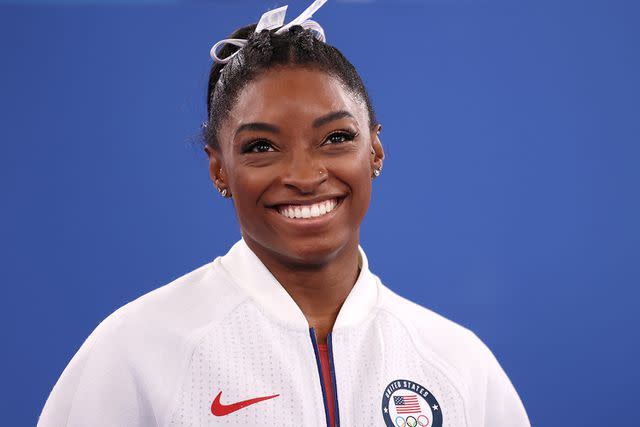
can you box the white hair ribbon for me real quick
[209,0,328,64]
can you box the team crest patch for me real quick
[381,379,443,427]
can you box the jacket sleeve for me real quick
[37,313,156,427]
[476,333,531,427]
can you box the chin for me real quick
[253,228,352,269]
[281,236,348,267]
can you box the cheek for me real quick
[231,168,263,194]
[333,151,373,213]
[351,169,373,212]
[227,167,270,217]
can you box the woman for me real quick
[38,1,530,426]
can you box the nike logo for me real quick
[210,390,280,416]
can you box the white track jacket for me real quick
[38,238,530,427]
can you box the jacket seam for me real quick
[161,294,251,427]
[377,306,473,427]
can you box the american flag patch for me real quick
[393,394,421,414]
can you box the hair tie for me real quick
[209,0,328,64]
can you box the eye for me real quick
[243,139,275,153]
[324,130,358,145]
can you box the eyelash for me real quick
[326,129,358,145]
[242,129,358,154]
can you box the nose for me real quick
[281,148,327,193]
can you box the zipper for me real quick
[309,327,340,427]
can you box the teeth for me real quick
[277,198,339,219]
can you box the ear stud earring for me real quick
[216,186,229,197]
[373,168,381,177]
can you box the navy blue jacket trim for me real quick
[309,328,332,427]
[327,332,341,427]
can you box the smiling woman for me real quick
[37,1,530,427]
[209,67,378,276]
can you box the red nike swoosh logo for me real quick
[210,391,280,416]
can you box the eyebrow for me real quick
[312,110,355,128]
[234,110,355,138]
[234,122,280,137]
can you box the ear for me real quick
[204,145,231,197]
[370,123,385,177]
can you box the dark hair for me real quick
[203,23,378,150]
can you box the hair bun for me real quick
[287,25,304,35]
[246,30,273,61]
[289,25,314,53]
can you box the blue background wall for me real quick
[1,0,638,425]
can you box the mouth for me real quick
[270,196,346,220]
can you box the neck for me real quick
[244,237,361,345]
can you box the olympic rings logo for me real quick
[394,415,430,426]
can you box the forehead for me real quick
[225,66,367,130]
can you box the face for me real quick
[206,66,384,267]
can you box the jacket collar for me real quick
[217,238,379,332]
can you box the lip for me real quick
[267,196,346,228]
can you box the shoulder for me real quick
[376,283,500,393]
[377,283,487,364]
[95,258,246,344]
[375,283,530,426]
[38,258,248,426]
